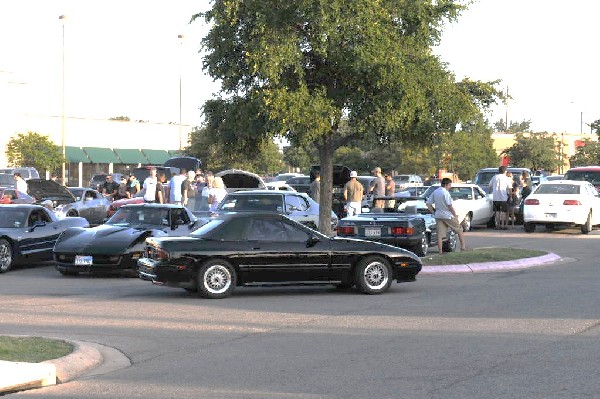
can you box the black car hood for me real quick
[27,179,76,202]
[56,224,159,254]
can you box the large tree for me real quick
[502,133,562,172]
[568,139,600,167]
[5,132,64,175]
[196,0,503,233]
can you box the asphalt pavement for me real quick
[0,250,562,395]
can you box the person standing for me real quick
[426,177,467,253]
[13,173,28,196]
[369,167,386,210]
[182,170,196,211]
[169,168,187,205]
[310,172,321,203]
[142,167,158,203]
[155,172,167,204]
[343,171,364,216]
[489,165,513,229]
[126,174,140,198]
[101,174,119,199]
[116,176,129,200]
[198,171,214,211]
[384,172,395,210]
[208,176,227,212]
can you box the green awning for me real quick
[83,147,120,163]
[113,148,148,164]
[168,150,181,157]
[141,149,170,164]
[65,146,90,163]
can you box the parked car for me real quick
[396,183,494,231]
[286,175,312,194]
[531,175,548,188]
[393,174,423,191]
[216,190,338,230]
[26,179,111,225]
[523,180,600,234]
[106,191,145,217]
[474,167,532,193]
[336,205,457,256]
[563,166,600,192]
[131,166,179,184]
[545,175,564,181]
[0,174,15,188]
[54,203,200,276]
[0,204,89,272]
[0,167,40,180]
[137,212,422,298]
[273,172,305,182]
[0,188,35,204]
[264,182,297,191]
[216,169,267,192]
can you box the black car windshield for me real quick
[107,207,169,227]
[0,208,27,228]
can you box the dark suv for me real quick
[564,166,600,192]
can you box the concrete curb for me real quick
[42,339,103,383]
[421,253,561,274]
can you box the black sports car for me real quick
[53,204,200,276]
[0,204,89,272]
[137,212,422,298]
[336,207,457,256]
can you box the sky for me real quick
[1,0,598,135]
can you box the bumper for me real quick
[137,258,196,288]
[54,253,138,274]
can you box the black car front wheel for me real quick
[0,239,14,273]
[354,256,392,295]
[197,259,237,299]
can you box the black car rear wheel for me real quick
[197,259,236,299]
[412,233,429,257]
[0,239,14,273]
[442,230,457,252]
[354,256,392,295]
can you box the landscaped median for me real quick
[421,247,561,273]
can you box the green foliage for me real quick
[568,139,600,167]
[282,145,318,171]
[186,126,284,174]
[502,133,562,172]
[493,119,532,133]
[590,119,600,136]
[196,0,504,233]
[5,132,64,173]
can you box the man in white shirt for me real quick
[142,167,158,203]
[488,166,513,229]
[169,169,187,205]
[14,173,28,196]
[426,178,467,253]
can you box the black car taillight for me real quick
[391,226,414,235]
[337,226,355,235]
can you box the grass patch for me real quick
[0,336,73,362]
[422,247,548,266]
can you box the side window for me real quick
[282,220,311,242]
[210,217,251,241]
[249,218,288,241]
[170,209,189,225]
[285,195,308,212]
[85,190,96,199]
[28,210,49,226]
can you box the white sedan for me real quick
[523,180,600,234]
[397,183,493,231]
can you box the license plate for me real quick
[364,227,381,237]
[545,213,557,218]
[74,255,93,266]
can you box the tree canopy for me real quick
[5,132,64,174]
[502,133,562,172]
[195,0,504,233]
[568,139,600,168]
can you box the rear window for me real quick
[564,170,600,185]
[218,194,283,212]
[535,184,580,195]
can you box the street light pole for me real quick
[178,34,184,151]
[59,15,67,185]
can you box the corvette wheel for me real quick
[524,222,536,233]
[0,239,14,273]
[354,256,392,295]
[197,259,236,299]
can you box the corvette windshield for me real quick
[107,207,169,226]
[0,208,28,228]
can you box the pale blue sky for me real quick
[2,1,597,134]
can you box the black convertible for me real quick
[137,212,422,298]
[53,204,200,276]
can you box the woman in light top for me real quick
[208,176,227,212]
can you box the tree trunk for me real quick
[316,138,335,236]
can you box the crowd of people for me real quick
[489,166,532,229]
[99,168,228,213]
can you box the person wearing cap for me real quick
[343,171,364,216]
[369,167,386,209]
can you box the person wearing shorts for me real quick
[426,177,468,253]
[489,166,513,229]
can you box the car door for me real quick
[584,183,600,224]
[284,194,316,227]
[240,216,330,283]
[18,209,61,258]
[471,186,493,225]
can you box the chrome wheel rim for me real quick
[420,235,428,255]
[446,231,457,251]
[203,264,232,294]
[363,261,389,290]
[463,215,471,231]
[0,243,12,272]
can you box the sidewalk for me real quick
[0,252,562,394]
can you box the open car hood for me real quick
[26,179,76,202]
[216,169,266,190]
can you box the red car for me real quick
[107,192,144,217]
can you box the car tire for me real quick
[412,233,429,257]
[524,222,536,233]
[354,256,392,295]
[0,239,14,273]
[442,230,457,252]
[197,259,236,299]
[461,213,472,232]
[581,211,592,234]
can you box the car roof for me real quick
[565,166,600,171]
[538,180,588,186]
[0,204,45,210]
[226,190,288,195]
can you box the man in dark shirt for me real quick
[101,174,119,199]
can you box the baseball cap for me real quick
[350,171,358,178]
